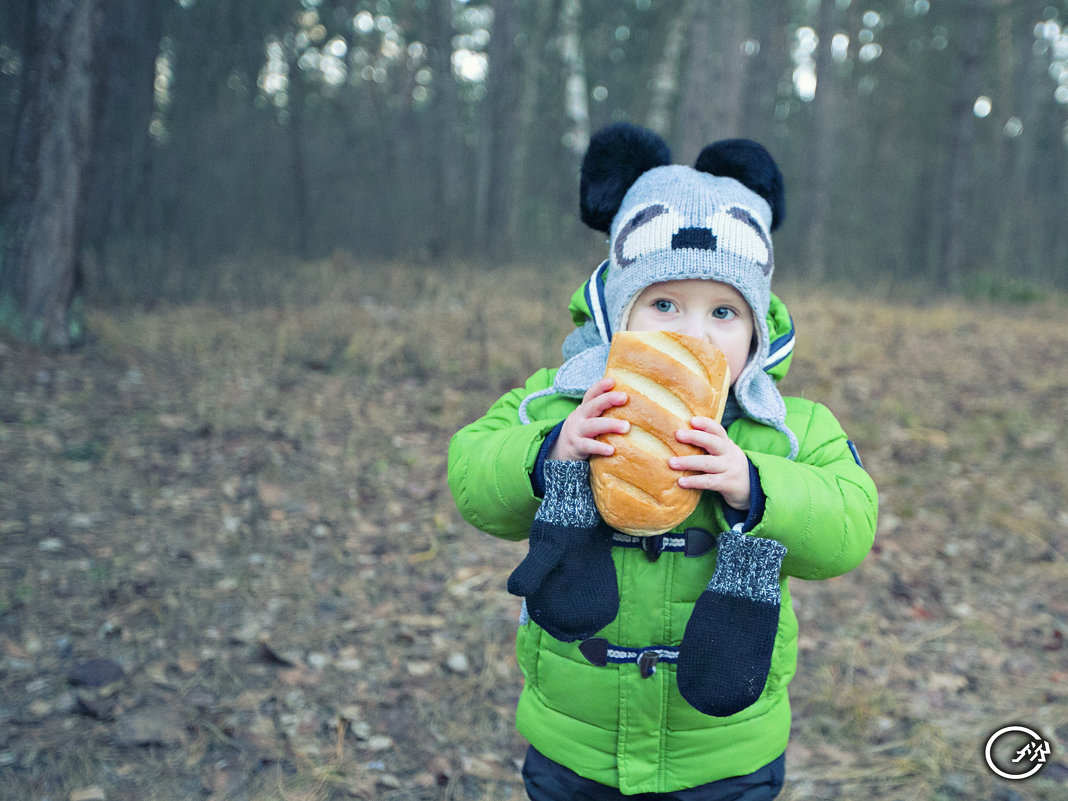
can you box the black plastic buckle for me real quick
[641,535,664,562]
[683,527,718,557]
[579,637,609,667]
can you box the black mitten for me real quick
[507,460,619,642]
[677,529,786,717]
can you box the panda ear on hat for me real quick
[694,139,786,231]
[580,123,671,233]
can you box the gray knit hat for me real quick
[605,166,774,339]
[521,123,797,458]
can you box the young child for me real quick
[448,123,877,800]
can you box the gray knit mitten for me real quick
[677,529,786,716]
[507,460,619,642]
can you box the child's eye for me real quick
[652,299,677,313]
[712,306,737,320]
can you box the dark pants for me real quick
[522,746,785,801]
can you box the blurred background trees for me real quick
[1,0,1067,322]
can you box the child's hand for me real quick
[671,417,751,511]
[548,377,630,462]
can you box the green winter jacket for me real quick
[447,290,877,794]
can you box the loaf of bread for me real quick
[589,330,731,537]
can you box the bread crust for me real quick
[589,331,731,536]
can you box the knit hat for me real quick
[522,123,797,458]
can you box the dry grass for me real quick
[1,260,1066,800]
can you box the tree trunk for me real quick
[938,3,988,291]
[475,0,523,257]
[710,0,749,138]
[282,35,312,260]
[559,0,590,159]
[510,2,554,247]
[676,0,749,161]
[428,0,463,257]
[676,2,714,161]
[1,0,100,348]
[83,0,165,260]
[801,0,839,280]
[645,0,693,137]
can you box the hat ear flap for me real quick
[694,139,786,231]
[580,123,671,233]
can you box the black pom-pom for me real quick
[694,139,786,231]
[580,123,671,232]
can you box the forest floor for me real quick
[1,258,1066,801]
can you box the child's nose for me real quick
[676,316,710,342]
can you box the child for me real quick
[448,123,877,799]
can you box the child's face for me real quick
[627,279,754,385]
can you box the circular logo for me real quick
[984,725,1051,780]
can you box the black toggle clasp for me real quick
[641,535,664,561]
[637,650,659,678]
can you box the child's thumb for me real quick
[506,549,560,596]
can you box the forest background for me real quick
[1,1,1067,801]
[2,0,1068,333]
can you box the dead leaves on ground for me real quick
[2,282,1067,800]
